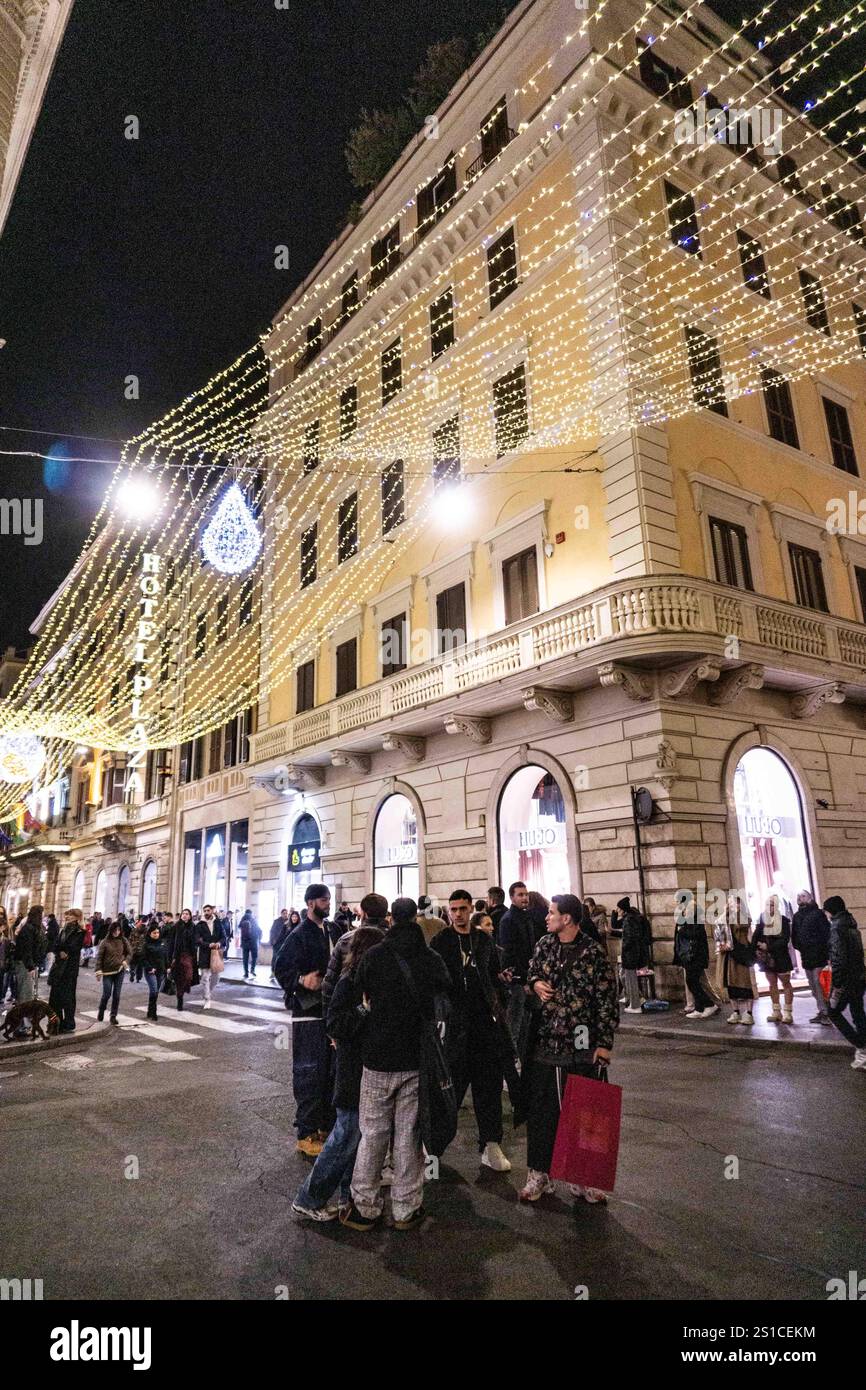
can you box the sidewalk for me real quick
[619,988,849,1054]
[221,956,281,992]
[0,1012,109,1059]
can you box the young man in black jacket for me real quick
[431,888,513,1173]
[341,898,451,1232]
[498,881,544,1053]
[275,883,340,1157]
[792,891,831,1024]
[822,896,866,1068]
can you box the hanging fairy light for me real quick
[200,482,263,574]
[0,733,47,785]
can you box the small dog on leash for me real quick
[2,999,60,1041]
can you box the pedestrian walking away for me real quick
[516,893,618,1204]
[239,909,262,979]
[822,896,866,1069]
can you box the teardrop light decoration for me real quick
[0,733,46,785]
[201,482,262,575]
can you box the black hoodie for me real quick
[355,920,451,1071]
[829,911,865,991]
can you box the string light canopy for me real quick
[0,0,865,825]
[0,734,47,786]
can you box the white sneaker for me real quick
[683,1008,699,1016]
[782,1011,793,1024]
[481,1141,512,1172]
[851,1049,866,1070]
[569,1183,608,1204]
[739,1012,754,1025]
[623,1005,643,1014]
[697,1005,718,1019]
[519,1170,555,1202]
[203,1000,211,1010]
[726,1012,741,1025]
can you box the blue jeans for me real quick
[99,972,124,1019]
[295,1107,360,1209]
[242,944,258,975]
[145,971,161,1001]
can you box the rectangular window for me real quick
[192,736,205,781]
[685,326,727,416]
[303,419,319,474]
[338,492,358,563]
[761,367,799,449]
[823,397,859,475]
[297,316,322,372]
[335,637,357,697]
[217,594,229,643]
[709,517,754,590]
[296,659,315,713]
[789,544,828,611]
[430,288,455,359]
[502,546,539,624]
[433,414,460,490]
[416,156,457,240]
[238,581,253,628]
[208,727,223,776]
[664,180,701,257]
[487,225,518,309]
[637,39,693,109]
[341,272,359,323]
[493,362,529,455]
[223,715,238,769]
[178,740,193,786]
[195,613,207,659]
[435,582,467,656]
[776,154,808,203]
[853,302,866,357]
[300,522,317,588]
[381,460,405,534]
[736,229,770,298]
[800,269,830,334]
[380,612,408,677]
[480,97,512,165]
[239,705,256,764]
[370,223,401,288]
[855,566,866,621]
[381,338,402,405]
[339,384,358,440]
[144,749,170,801]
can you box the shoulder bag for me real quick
[390,947,457,1158]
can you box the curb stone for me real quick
[0,1019,110,1059]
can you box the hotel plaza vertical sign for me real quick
[124,552,162,800]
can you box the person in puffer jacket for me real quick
[822,896,866,1069]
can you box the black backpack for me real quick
[390,947,457,1159]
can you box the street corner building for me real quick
[3,0,866,1000]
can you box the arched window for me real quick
[373,794,418,901]
[287,813,321,912]
[117,865,131,918]
[733,747,812,921]
[93,869,107,917]
[141,859,157,915]
[71,869,85,909]
[498,766,568,900]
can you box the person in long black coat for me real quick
[164,909,200,1011]
[48,909,85,1033]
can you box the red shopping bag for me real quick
[549,1071,622,1193]
[819,967,832,1000]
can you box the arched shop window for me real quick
[117,865,130,918]
[733,747,812,921]
[498,766,569,900]
[287,813,321,911]
[141,859,157,916]
[373,794,419,901]
[71,869,85,909]
[93,869,107,916]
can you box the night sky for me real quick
[0,0,857,647]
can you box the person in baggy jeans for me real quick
[292,925,384,1220]
[341,900,451,1233]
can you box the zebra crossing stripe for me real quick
[120,1045,200,1062]
[80,1011,203,1043]
[132,1006,268,1034]
[185,999,288,1023]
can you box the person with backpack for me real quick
[340,897,451,1233]
[292,923,385,1222]
[238,910,261,980]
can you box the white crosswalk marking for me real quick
[185,1000,287,1024]
[81,1011,203,1043]
[120,1045,200,1062]
[132,1006,269,1034]
[215,991,286,1010]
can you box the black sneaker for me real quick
[393,1206,427,1231]
[339,1203,379,1232]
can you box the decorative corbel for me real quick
[382,734,426,762]
[284,763,326,789]
[597,661,652,701]
[790,682,846,720]
[707,664,764,706]
[443,714,492,744]
[659,656,722,700]
[521,687,574,723]
[330,750,372,775]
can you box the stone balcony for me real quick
[248,574,866,773]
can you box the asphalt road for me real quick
[2,968,864,1302]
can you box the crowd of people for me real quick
[2,878,864,1230]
